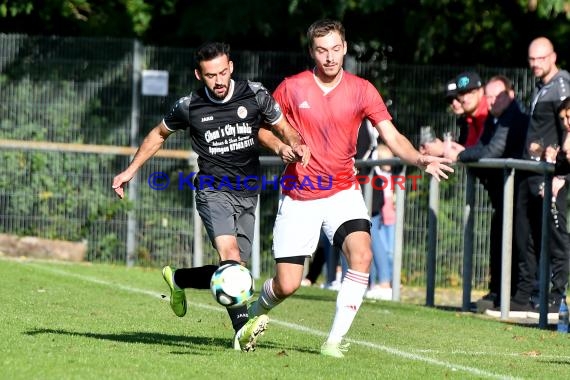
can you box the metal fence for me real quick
[0,34,540,291]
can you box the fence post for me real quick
[425,175,439,307]
[462,171,475,311]
[191,156,203,267]
[499,167,514,320]
[392,166,407,301]
[126,39,142,267]
[364,167,374,213]
[538,170,553,328]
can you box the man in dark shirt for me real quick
[510,37,570,317]
[446,75,529,311]
[112,42,310,351]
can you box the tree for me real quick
[1,0,570,65]
[520,0,570,18]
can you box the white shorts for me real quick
[272,188,370,259]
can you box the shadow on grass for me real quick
[25,328,225,352]
[24,328,311,355]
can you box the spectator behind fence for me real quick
[445,78,469,141]
[112,41,310,352]
[365,143,399,301]
[553,98,570,174]
[445,75,529,313]
[247,18,453,358]
[445,78,467,119]
[421,72,487,157]
[418,78,464,157]
[509,37,570,318]
[455,71,488,147]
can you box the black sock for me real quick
[173,265,218,289]
[219,260,240,266]
[227,304,249,333]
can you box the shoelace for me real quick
[338,342,350,352]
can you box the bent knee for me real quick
[274,280,300,298]
[344,239,373,270]
[274,257,305,297]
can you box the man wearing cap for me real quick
[420,79,467,157]
[422,74,486,156]
[455,71,488,148]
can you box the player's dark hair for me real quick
[194,42,230,70]
[307,19,345,48]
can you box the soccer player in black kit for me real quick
[112,42,309,352]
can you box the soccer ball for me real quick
[210,264,254,307]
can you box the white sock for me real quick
[325,269,368,344]
[250,278,283,316]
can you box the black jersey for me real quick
[525,70,570,160]
[163,79,283,196]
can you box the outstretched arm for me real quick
[264,117,310,167]
[259,127,298,164]
[375,119,454,181]
[112,122,173,198]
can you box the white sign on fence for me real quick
[142,70,169,96]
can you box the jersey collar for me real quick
[205,79,235,104]
[313,67,343,95]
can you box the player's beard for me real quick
[211,84,228,100]
[532,65,547,80]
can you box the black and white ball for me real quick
[210,264,254,307]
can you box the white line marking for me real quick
[412,348,570,360]
[28,262,521,380]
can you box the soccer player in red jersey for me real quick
[248,19,453,357]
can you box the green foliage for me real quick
[124,0,152,35]
[0,0,91,19]
[0,0,33,17]
[60,0,91,20]
[518,0,570,18]
[0,65,134,246]
[3,0,570,66]
[91,233,123,261]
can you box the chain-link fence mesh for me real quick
[0,34,541,289]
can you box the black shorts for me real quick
[195,189,257,262]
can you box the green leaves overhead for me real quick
[1,0,570,65]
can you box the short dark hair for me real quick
[557,97,570,113]
[194,42,230,70]
[307,19,345,48]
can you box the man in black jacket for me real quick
[446,75,529,311]
[510,37,570,317]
